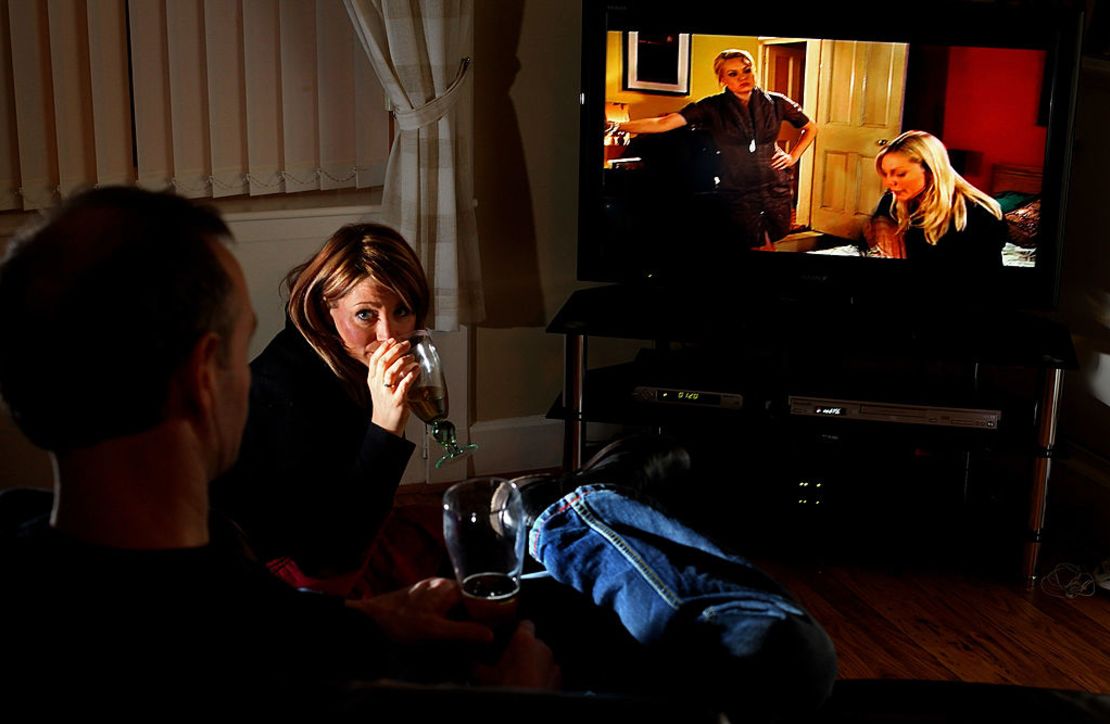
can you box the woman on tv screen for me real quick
[609,49,817,250]
[869,130,1006,271]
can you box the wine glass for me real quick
[442,478,524,628]
[405,329,478,469]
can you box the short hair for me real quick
[713,49,756,83]
[875,130,1002,245]
[285,223,429,404]
[0,186,234,451]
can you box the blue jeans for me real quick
[529,485,837,718]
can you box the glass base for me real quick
[435,442,479,470]
[430,420,478,469]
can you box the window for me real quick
[0,0,390,210]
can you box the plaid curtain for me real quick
[343,0,485,330]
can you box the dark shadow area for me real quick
[473,0,546,328]
[1053,13,1110,558]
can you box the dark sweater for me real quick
[873,191,1006,273]
[0,516,396,714]
[212,319,416,576]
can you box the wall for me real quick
[469,1,648,470]
[941,47,1048,191]
[472,1,579,423]
[605,32,761,120]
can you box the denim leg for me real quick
[529,485,837,717]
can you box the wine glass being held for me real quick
[365,338,416,436]
[407,330,478,468]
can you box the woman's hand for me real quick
[365,338,418,436]
[864,217,907,259]
[769,147,796,170]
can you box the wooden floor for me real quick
[397,482,1110,695]
[757,558,1110,694]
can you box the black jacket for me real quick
[212,318,415,576]
[873,191,1006,273]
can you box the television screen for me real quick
[578,1,1084,309]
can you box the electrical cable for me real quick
[1040,563,1096,599]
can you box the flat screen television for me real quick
[577,0,1084,311]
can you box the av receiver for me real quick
[788,395,1001,429]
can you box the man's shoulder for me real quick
[3,532,387,701]
[4,526,377,637]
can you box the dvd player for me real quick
[632,385,744,410]
[788,395,1001,429]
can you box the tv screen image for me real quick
[578,2,1084,309]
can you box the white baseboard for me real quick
[397,416,563,487]
[469,416,564,477]
[395,417,637,486]
[465,418,653,478]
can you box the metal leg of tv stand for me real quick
[1023,367,1063,590]
[563,333,587,472]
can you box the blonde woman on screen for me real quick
[868,130,1005,270]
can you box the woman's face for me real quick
[879,151,929,202]
[719,57,756,98]
[328,277,417,362]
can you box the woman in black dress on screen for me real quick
[611,49,817,249]
[868,130,1006,272]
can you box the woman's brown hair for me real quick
[285,223,430,404]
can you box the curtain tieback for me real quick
[393,57,472,132]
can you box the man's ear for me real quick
[179,331,223,421]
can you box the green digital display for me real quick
[659,389,722,406]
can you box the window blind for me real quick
[0,0,389,210]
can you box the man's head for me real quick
[0,186,253,474]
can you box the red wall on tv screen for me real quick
[941,47,1047,192]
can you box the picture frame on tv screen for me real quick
[623,31,692,95]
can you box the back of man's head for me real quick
[0,186,233,452]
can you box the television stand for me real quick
[547,285,1075,588]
